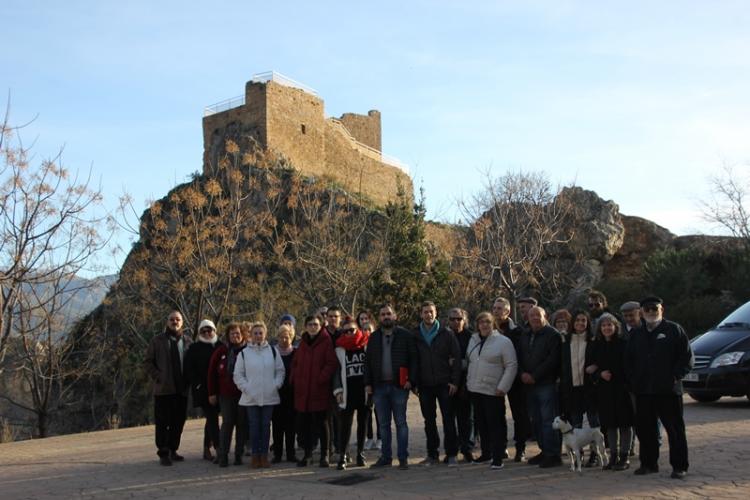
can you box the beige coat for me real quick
[466,331,518,396]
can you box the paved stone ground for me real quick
[1,396,749,499]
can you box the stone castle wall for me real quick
[202,80,411,207]
[340,111,381,151]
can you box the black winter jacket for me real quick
[413,326,462,387]
[184,340,220,408]
[364,326,419,388]
[518,325,562,385]
[624,319,692,395]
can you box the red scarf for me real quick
[336,329,368,351]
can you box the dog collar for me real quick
[561,428,574,435]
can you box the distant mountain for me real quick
[14,274,117,338]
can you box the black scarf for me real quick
[167,330,184,391]
[226,342,245,378]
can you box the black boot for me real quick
[614,454,630,471]
[604,452,616,470]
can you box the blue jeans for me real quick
[373,383,410,461]
[526,383,561,457]
[246,405,274,455]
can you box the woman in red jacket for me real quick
[207,322,246,467]
[291,314,337,468]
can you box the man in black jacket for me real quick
[413,301,462,466]
[518,306,562,468]
[143,311,192,466]
[364,304,419,470]
[625,296,692,479]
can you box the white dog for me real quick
[552,416,608,472]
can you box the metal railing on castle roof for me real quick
[203,95,245,116]
[203,71,319,116]
[251,71,319,96]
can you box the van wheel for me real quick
[688,392,721,403]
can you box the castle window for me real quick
[301,124,306,135]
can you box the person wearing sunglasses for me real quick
[624,297,692,479]
[447,308,475,463]
[332,317,370,469]
[185,319,221,462]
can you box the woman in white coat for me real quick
[233,321,285,468]
[466,311,518,470]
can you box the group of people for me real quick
[143,290,693,480]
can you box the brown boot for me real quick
[250,454,260,468]
[260,454,271,468]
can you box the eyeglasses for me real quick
[642,305,659,312]
[449,317,464,321]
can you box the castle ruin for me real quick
[202,72,412,207]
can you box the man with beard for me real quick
[364,304,419,470]
[144,311,193,466]
[625,297,692,479]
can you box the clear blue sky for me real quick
[4,1,750,273]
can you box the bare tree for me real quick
[0,106,109,436]
[457,170,578,318]
[700,163,750,246]
[277,179,387,314]
[115,140,286,334]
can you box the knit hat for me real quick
[279,313,297,327]
[198,319,216,332]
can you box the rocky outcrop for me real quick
[603,215,675,279]
[561,186,625,263]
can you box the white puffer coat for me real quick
[466,331,518,396]
[233,342,285,407]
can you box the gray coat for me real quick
[144,330,192,396]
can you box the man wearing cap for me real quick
[620,300,645,457]
[624,297,692,479]
[620,301,643,341]
[144,311,193,465]
[516,296,538,328]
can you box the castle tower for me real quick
[202,72,411,207]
